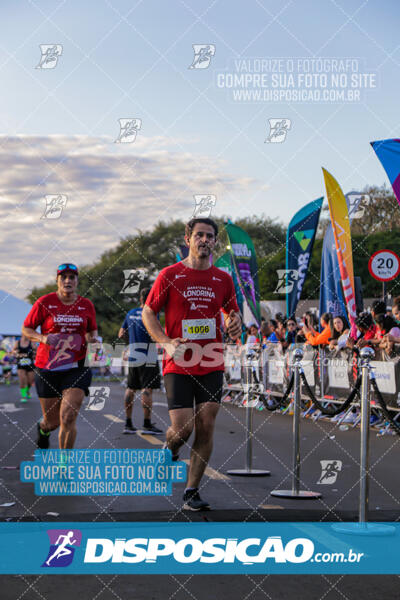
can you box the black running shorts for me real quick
[164,371,224,410]
[34,366,92,399]
[127,364,161,390]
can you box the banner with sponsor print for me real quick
[214,251,243,316]
[286,197,323,317]
[225,221,261,326]
[371,138,400,206]
[323,169,357,335]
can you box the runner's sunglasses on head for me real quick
[57,263,79,276]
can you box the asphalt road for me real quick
[0,379,399,598]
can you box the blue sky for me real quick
[0,0,399,297]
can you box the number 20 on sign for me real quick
[368,249,400,282]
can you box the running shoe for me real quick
[342,410,359,424]
[20,397,27,403]
[26,389,31,399]
[142,422,163,435]
[370,414,383,427]
[37,422,50,449]
[123,421,137,434]
[183,488,210,511]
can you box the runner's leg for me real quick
[123,387,137,433]
[187,402,219,488]
[124,387,135,420]
[17,369,27,400]
[141,388,152,420]
[166,408,194,456]
[59,388,84,449]
[27,371,35,396]
[39,397,61,432]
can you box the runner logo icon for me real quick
[188,45,215,69]
[317,460,342,485]
[42,529,82,567]
[192,194,216,217]
[274,269,299,294]
[121,269,146,294]
[86,387,110,411]
[264,118,291,143]
[41,194,67,220]
[36,44,63,69]
[115,118,142,143]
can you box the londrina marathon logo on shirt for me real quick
[42,529,82,567]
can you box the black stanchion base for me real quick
[227,469,271,477]
[270,489,321,498]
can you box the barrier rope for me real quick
[264,372,294,411]
[369,372,400,436]
[299,369,362,417]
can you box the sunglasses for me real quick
[57,263,78,272]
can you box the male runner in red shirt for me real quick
[143,218,241,510]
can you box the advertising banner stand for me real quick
[271,348,321,499]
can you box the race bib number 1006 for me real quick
[182,318,216,340]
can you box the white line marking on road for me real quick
[180,459,230,481]
[0,403,24,413]
[104,414,124,423]
[137,432,163,445]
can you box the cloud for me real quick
[0,134,261,300]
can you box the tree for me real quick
[318,184,400,237]
[28,216,286,341]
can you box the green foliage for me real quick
[28,198,400,337]
[28,216,286,342]
[260,231,400,301]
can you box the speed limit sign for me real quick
[368,249,400,282]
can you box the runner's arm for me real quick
[118,327,128,340]
[224,310,241,340]
[142,305,187,357]
[85,330,99,343]
[22,326,48,345]
[142,306,171,345]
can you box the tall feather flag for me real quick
[322,168,357,335]
[286,197,323,318]
[371,139,400,206]
[225,221,261,326]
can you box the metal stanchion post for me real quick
[271,347,321,499]
[227,350,270,477]
[320,347,325,399]
[333,347,394,535]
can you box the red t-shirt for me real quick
[146,262,239,375]
[23,292,97,370]
[364,325,377,341]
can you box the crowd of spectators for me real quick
[242,296,400,358]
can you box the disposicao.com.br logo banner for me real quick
[0,523,399,574]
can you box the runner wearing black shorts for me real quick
[22,263,99,450]
[143,218,241,510]
[12,335,35,402]
[118,287,162,435]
